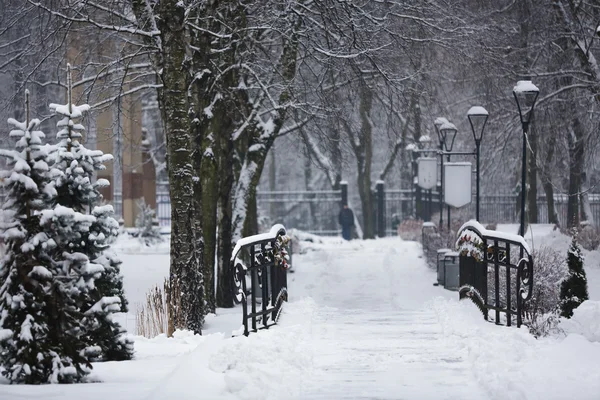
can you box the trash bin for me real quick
[443,252,460,291]
[436,248,451,286]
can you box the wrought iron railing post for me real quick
[376,181,385,237]
[506,244,512,327]
[231,224,290,337]
[250,245,257,333]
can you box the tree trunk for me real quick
[200,146,217,314]
[541,133,559,225]
[580,171,594,225]
[357,82,375,239]
[157,0,203,334]
[269,145,277,221]
[216,132,235,308]
[567,117,585,228]
[527,118,538,224]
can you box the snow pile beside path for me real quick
[146,298,317,400]
[208,299,316,399]
[432,297,600,400]
[560,301,600,343]
[131,329,206,359]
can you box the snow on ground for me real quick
[1,232,600,399]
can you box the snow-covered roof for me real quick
[512,80,539,93]
[467,106,488,116]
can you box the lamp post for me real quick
[439,122,458,230]
[467,106,489,222]
[513,81,540,237]
[434,117,449,228]
[407,144,420,219]
[419,135,434,222]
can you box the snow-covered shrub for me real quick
[397,218,422,241]
[0,92,91,384]
[560,234,589,318]
[135,199,162,246]
[422,224,456,269]
[559,300,600,342]
[575,225,600,251]
[524,246,568,337]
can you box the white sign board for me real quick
[417,158,438,190]
[444,162,472,208]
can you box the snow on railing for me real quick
[231,224,290,336]
[456,220,534,328]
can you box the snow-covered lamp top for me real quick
[439,121,457,132]
[418,135,431,144]
[405,143,417,151]
[512,80,539,94]
[467,106,489,143]
[467,106,488,116]
[434,117,449,127]
[512,80,539,126]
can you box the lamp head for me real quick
[513,81,539,126]
[467,106,489,143]
[439,121,458,152]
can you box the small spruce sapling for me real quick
[135,199,163,246]
[0,91,91,383]
[560,231,589,318]
[48,64,132,361]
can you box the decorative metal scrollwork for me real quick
[233,260,247,304]
[517,257,533,302]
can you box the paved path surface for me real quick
[283,240,486,399]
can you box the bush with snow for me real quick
[560,233,589,318]
[524,246,568,337]
[135,199,163,246]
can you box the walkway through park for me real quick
[278,239,486,399]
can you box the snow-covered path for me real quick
[2,236,600,400]
[277,240,485,399]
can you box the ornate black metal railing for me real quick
[456,220,534,327]
[231,224,291,336]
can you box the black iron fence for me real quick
[456,221,534,327]
[152,181,600,236]
[231,224,290,336]
[255,184,347,236]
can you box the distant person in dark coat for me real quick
[338,204,355,241]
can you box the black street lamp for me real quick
[434,117,449,228]
[419,135,435,222]
[434,117,449,151]
[467,106,489,222]
[513,80,540,237]
[439,122,458,155]
[439,121,458,230]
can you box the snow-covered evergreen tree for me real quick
[560,233,589,318]
[47,64,132,361]
[0,91,92,384]
[135,199,162,246]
